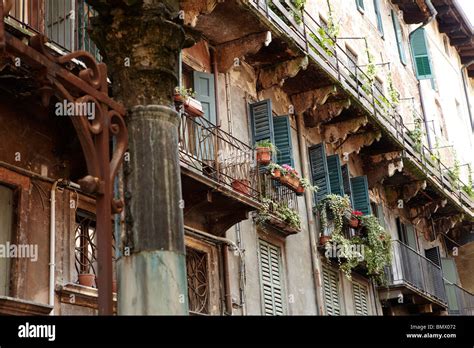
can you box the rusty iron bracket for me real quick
[2,26,127,315]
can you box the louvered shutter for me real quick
[373,0,384,36]
[327,155,344,196]
[309,143,331,203]
[322,267,341,316]
[410,28,434,79]
[249,100,274,145]
[0,185,13,296]
[442,258,461,313]
[405,223,417,251]
[350,176,371,215]
[273,115,293,166]
[341,164,353,205]
[391,10,407,65]
[352,281,369,316]
[193,71,216,124]
[425,246,441,267]
[259,240,285,316]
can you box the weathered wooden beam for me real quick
[304,99,351,127]
[216,31,271,72]
[321,116,368,144]
[257,56,308,90]
[291,85,337,115]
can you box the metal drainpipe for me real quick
[461,60,474,132]
[409,0,438,149]
[295,112,324,315]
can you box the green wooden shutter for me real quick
[350,176,371,215]
[259,239,285,316]
[309,143,331,203]
[0,185,13,296]
[442,258,460,313]
[193,71,216,124]
[327,155,344,196]
[356,0,365,11]
[373,0,384,36]
[341,164,353,205]
[410,28,434,79]
[322,267,341,316]
[273,115,293,166]
[352,281,369,316]
[391,10,407,65]
[249,100,274,145]
[405,224,417,251]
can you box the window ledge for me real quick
[56,283,117,312]
[0,296,53,315]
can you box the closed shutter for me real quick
[410,28,434,79]
[425,246,441,267]
[259,240,285,316]
[376,203,385,228]
[352,281,369,316]
[249,100,274,145]
[0,185,13,296]
[356,0,365,11]
[309,143,331,203]
[391,10,407,65]
[322,267,341,316]
[341,164,353,205]
[194,71,217,124]
[273,116,293,166]
[327,155,344,196]
[405,223,417,251]
[373,0,384,36]
[350,176,371,215]
[45,0,75,51]
[442,258,461,313]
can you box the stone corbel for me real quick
[434,214,464,235]
[216,31,271,72]
[291,85,337,115]
[257,56,308,91]
[366,154,403,188]
[181,0,218,27]
[385,180,427,208]
[304,99,351,127]
[335,130,381,156]
[321,116,368,144]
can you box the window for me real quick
[356,0,365,13]
[352,281,369,315]
[425,246,441,267]
[249,99,294,166]
[396,218,417,250]
[391,10,407,65]
[373,0,384,36]
[258,239,285,315]
[186,246,210,314]
[193,71,217,124]
[322,266,341,315]
[350,176,371,215]
[0,185,14,296]
[346,45,358,76]
[410,28,434,80]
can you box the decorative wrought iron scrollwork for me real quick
[186,247,210,314]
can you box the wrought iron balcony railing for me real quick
[5,0,100,59]
[249,0,474,214]
[386,240,447,305]
[445,279,474,315]
[178,112,299,223]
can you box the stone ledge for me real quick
[0,296,53,315]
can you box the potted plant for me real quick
[275,202,301,230]
[348,210,363,228]
[255,140,277,165]
[78,273,95,287]
[267,163,283,180]
[280,164,300,190]
[316,194,352,237]
[232,179,251,195]
[296,177,318,196]
[174,87,204,117]
[319,234,332,245]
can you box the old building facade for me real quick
[0,0,473,316]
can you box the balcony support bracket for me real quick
[257,56,308,91]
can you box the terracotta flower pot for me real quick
[256,147,272,165]
[349,217,360,229]
[288,176,300,189]
[279,174,290,185]
[271,169,281,179]
[232,179,251,195]
[319,235,332,245]
[174,94,185,103]
[78,274,95,287]
[296,185,305,196]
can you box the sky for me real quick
[456,0,474,29]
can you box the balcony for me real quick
[445,281,474,316]
[178,111,300,235]
[5,0,100,59]
[380,240,447,314]
[247,0,473,217]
